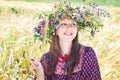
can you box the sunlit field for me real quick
[0,1,120,80]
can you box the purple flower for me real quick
[34,27,41,33]
[39,21,45,27]
[97,8,103,16]
[67,7,73,12]
[34,27,45,35]
[75,15,83,22]
[89,3,98,9]
[97,8,110,17]
[84,9,90,14]
[78,10,82,14]
[103,10,110,17]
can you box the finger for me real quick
[30,68,35,75]
[30,61,40,69]
[31,62,39,67]
[30,64,37,70]
[30,64,40,74]
[30,67,34,72]
[30,58,35,63]
[30,66,35,75]
[30,58,37,65]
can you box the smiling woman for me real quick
[31,16,102,80]
[29,1,106,80]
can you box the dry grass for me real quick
[0,1,120,80]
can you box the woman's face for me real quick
[56,18,78,42]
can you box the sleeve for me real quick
[40,54,48,76]
[84,47,101,80]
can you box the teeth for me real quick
[64,33,72,35]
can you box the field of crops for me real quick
[0,1,120,80]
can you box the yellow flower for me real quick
[72,12,78,16]
[71,3,75,8]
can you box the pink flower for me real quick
[48,20,52,25]
[39,21,45,27]
[54,3,57,8]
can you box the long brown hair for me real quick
[47,17,81,78]
[47,33,81,78]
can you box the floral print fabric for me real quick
[34,46,101,80]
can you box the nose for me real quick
[65,23,77,30]
[66,24,74,29]
[66,24,73,30]
[67,24,73,27]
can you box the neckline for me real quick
[61,50,71,57]
[58,53,71,63]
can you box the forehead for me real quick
[59,18,73,23]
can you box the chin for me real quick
[59,34,76,42]
[63,37,75,42]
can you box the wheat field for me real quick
[0,1,120,80]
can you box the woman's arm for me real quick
[30,58,44,80]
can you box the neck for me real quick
[59,40,72,55]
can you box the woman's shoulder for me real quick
[40,52,50,62]
[41,52,49,57]
[79,44,96,58]
[79,44,94,53]
[79,44,97,61]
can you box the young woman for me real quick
[29,2,108,80]
[30,16,101,80]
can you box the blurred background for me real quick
[0,0,120,80]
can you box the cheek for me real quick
[56,29,59,35]
[56,28,63,36]
[73,28,78,34]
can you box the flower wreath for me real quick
[34,1,109,43]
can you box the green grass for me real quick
[91,0,120,7]
[7,0,120,7]
[7,0,84,3]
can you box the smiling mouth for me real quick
[64,33,73,36]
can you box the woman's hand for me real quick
[30,58,44,80]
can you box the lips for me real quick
[64,32,73,36]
